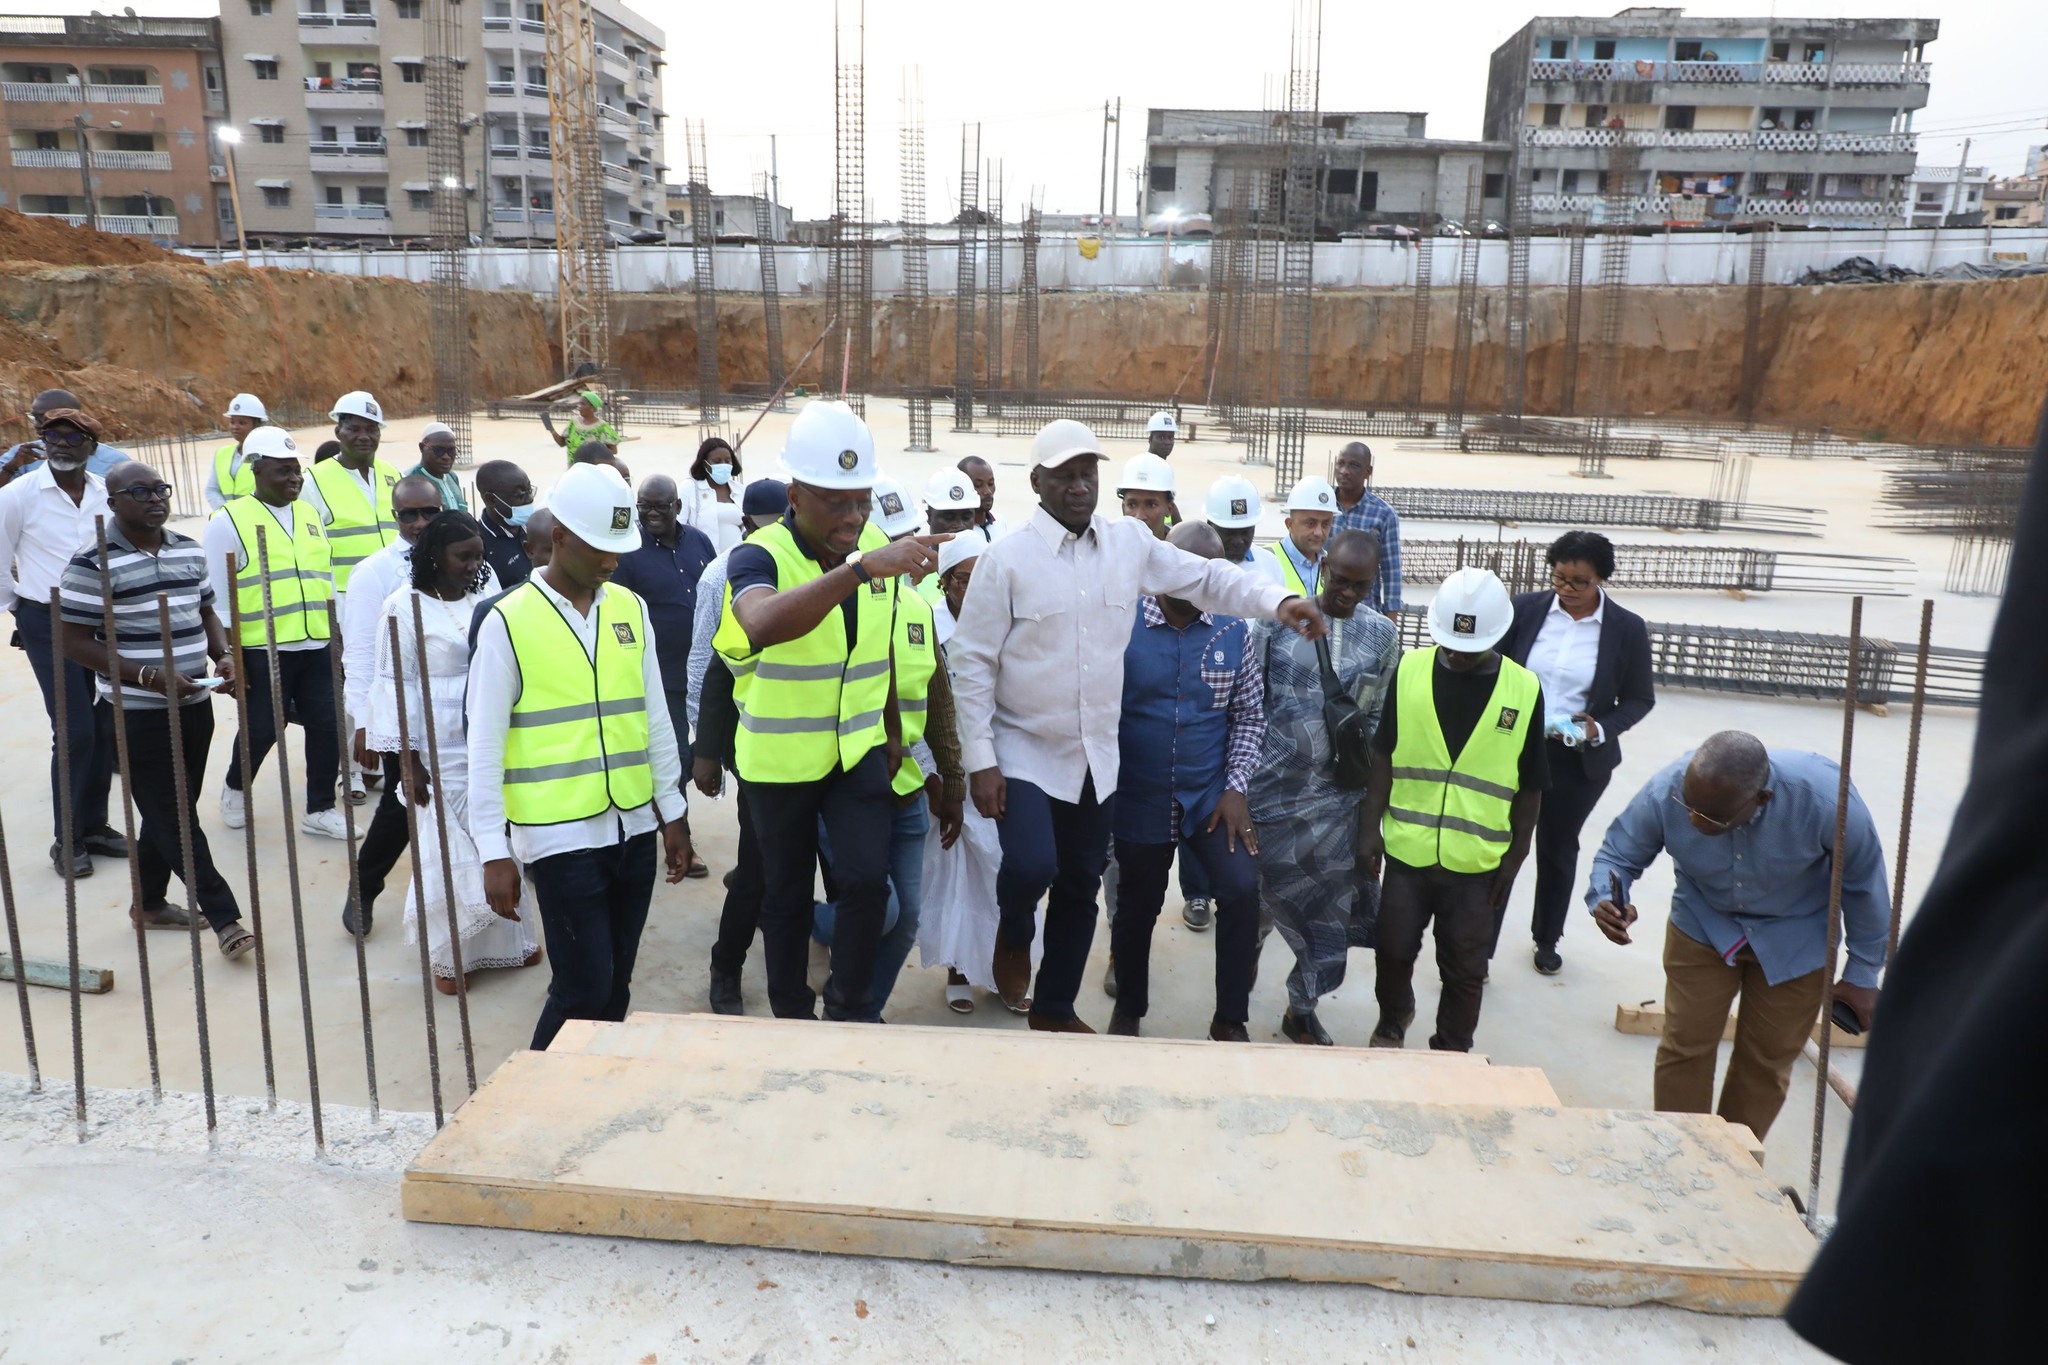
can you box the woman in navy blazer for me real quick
[1498,531,1655,975]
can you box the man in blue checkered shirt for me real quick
[1330,441,1403,619]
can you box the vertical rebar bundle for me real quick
[1018,200,1042,397]
[1238,103,1286,466]
[1578,141,1640,476]
[753,171,786,403]
[1737,225,1771,426]
[1501,169,1534,423]
[685,120,720,424]
[425,0,471,459]
[951,124,980,431]
[899,78,933,449]
[1445,166,1484,430]
[1269,1,1322,493]
[543,0,612,374]
[1403,211,1434,414]
[1560,217,1588,415]
[983,163,1005,413]
[829,1,870,416]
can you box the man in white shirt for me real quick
[468,463,692,1049]
[0,402,123,876]
[950,419,1327,1031]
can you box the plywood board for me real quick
[1615,999,1867,1049]
[406,1019,1812,1314]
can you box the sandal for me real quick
[946,978,975,1015]
[214,922,255,960]
[685,856,710,880]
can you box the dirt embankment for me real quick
[623,275,2048,449]
[0,208,554,441]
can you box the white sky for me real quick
[49,1,2048,217]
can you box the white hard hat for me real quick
[779,399,877,491]
[868,474,921,539]
[1428,567,1514,653]
[546,462,639,553]
[329,390,384,425]
[1116,453,1176,496]
[937,535,983,579]
[1286,475,1338,514]
[923,468,978,511]
[241,426,301,462]
[1030,418,1106,470]
[1204,475,1262,529]
[224,392,268,422]
[1146,410,1178,434]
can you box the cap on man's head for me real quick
[419,421,456,443]
[742,478,789,519]
[1030,418,1107,471]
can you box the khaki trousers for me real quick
[1655,919,1825,1140]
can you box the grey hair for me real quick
[1168,520,1223,558]
[1691,731,1771,792]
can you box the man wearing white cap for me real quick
[950,418,1327,1032]
[468,461,693,1049]
[1359,568,1549,1054]
[923,468,982,539]
[408,422,468,513]
[204,392,269,510]
[1115,453,1177,540]
[304,391,402,600]
[1253,475,1338,597]
[1145,410,1178,460]
[1204,476,1263,568]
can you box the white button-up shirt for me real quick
[466,573,686,865]
[340,538,497,721]
[1525,589,1606,742]
[950,505,1293,803]
[0,465,109,614]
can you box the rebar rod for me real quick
[224,588,277,1106]
[388,614,445,1128]
[1889,598,1934,960]
[1810,595,1862,1224]
[0,805,38,1091]
[410,592,477,1093]
[323,600,379,1120]
[155,594,215,1139]
[50,587,85,1140]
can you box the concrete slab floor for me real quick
[0,397,1983,1352]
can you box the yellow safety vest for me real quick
[1382,647,1539,875]
[213,441,255,503]
[712,521,896,784]
[309,456,401,593]
[491,580,655,826]
[221,497,333,647]
[1264,541,1314,597]
[890,587,939,796]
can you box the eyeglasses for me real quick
[636,500,681,514]
[39,427,92,449]
[421,443,458,457]
[1550,572,1597,592]
[1669,789,1756,833]
[395,506,444,523]
[113,482,174,503]
[810,493,873,519]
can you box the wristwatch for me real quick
[846,549,872,585]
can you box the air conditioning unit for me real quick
[209,163,227,178]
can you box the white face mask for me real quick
[707,463,733,487]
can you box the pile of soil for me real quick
[0,206,197,269]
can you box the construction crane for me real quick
[543,0,612,376]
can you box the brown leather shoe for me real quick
[1208,1019,1251,1043]
[129,900,192,931]
[993,938,1032,1011]
[1106,1010,1140,1037]
[1027,1012,1097,1035]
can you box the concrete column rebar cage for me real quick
[1736,225,1772,426]
[425,0,471,461]
[828,1,870,417]
[1403,206,1434,415]
[753,172,787,406]
[1018,202,1042,398]
[685,119,720,426]
[983,163,1004,416]
[1268,0,1321,496]
[898,77,934,451]
[542,0,612,377]
[1577,138,1641,478]
[1559,216,1588,416]
[951,124,979,432]
[1500,170,1534,426]
[1445,166,1484,432]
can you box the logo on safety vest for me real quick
[1453,613,1476,635]
[612,622,636,645]
[1230,498,1248,517]
[837,448,860,471]
[907,622,925,646]
[1495,706,1520,732]
[611,506,631,531]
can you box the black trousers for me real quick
[1111,825,1260,1024]
[709,775,765,976]
[224,645,339,813]
[1504,740,1611,954]
[109,701,241,931]
[354,751,412,912]
[15,601,112,844]
[526,830,657,1049]
[745,749,892,1021]
[1375,859,1497,1052]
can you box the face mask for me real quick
[505,501,535,529]
[707,464,733,487]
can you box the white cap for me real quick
[938,536,983,579]
[1204,475,1262,529]
[1286,475,1338,514]
[1146,410,1178,434]
[419,421,455,442]
[546,462,639,552]
[1030,418,1107,470]
[868,474,921,538]
[330,390,384,425]
[1427,567,1514,653]
[242,426,301,463]
[779,400,877,491]
[1116,453,1176,495]
[923,468,978,511]
[224,393,268,422]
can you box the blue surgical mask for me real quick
[505,501,535,529]
[707,463,733,487]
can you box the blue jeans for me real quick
[812,797,929,1022]
[525,831,657,1049]
[995,775,1114,1020]
[13,602,112,845]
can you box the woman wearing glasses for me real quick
[1498,530,1654,976]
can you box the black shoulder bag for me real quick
[1315,634,1375,790]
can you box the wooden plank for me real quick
[0,954,112,994]
[1615,999,1867,1049]
[404,1020,1813,1315]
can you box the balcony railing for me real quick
[522,81,548,97]
[487,80,515,95]
[519,17,545,33]
[298,12,378,27]
[23,211,179,234]
[11,148,174,171]
[314,203,392,220]
[305,77,382,92]
[601,161,631,185]
[598,104,629,127]
[1524,126,1916,157]
[309,140,387,156]
[526,144,552,161]
[594,41,627,64]
[484,15,512,30]
[4,81,168,105]
[11,148,82,169]
[96,149,176,170]
[489,143,521,158]
[1530,58,1931,88]
[86,83,163,105]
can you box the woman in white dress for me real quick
[681,436,745,554]
[367,511,540,994]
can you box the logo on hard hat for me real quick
[880,492,904,518]
[1317,491,1330,505]
[837,449,859,471]
[1495,707,1520,732]
[611,506,631,531]
[907,622,925,646]
[1453,613,1476,635]
[280,435,298,453]
[1230,499,1247,517]
[612,622,636,645]
[365,398,382,420]
[948,485,965,501]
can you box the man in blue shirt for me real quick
[0,389,129,487]
[1586,730,1888,1139]
[1330,441,1403,619]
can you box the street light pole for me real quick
[216,126,249,258]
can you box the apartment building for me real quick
[1906,162,1991,228]
[1484,8,1939,228]
[1143,109,1511,234]
[214,0,665,244]
[0,13,231,245]
[666,185,793,243]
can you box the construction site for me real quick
[2,1,2044,1360]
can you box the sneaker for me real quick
[1534,944,1564,975]
[300,807,350,840]
[1181,897,1213,932]
[219,786,247,829]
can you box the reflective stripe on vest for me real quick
[494,581,655,825]
[1264,542,1313,597]
[309,457,400,592]
[222,498,333,647]
[214,441,255,503]
[890,587,939,796]
[711,521,896,783]
[1381,646,1538,874]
